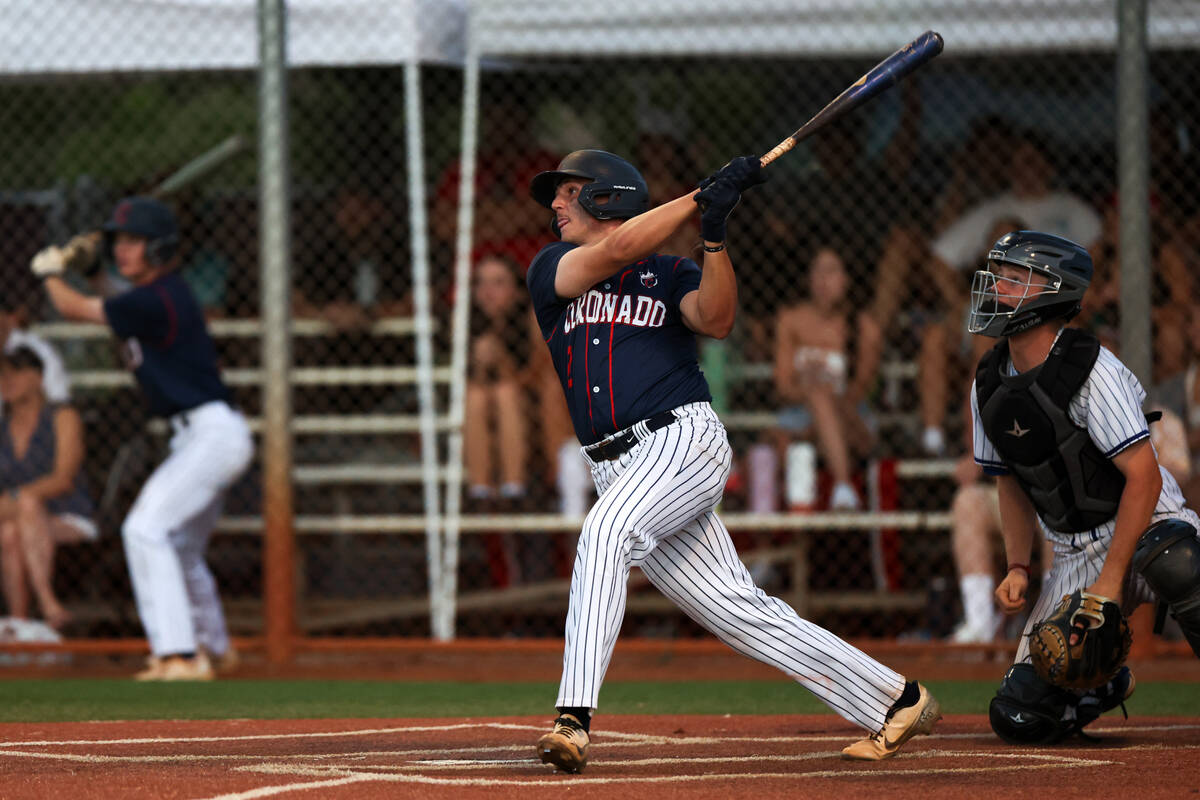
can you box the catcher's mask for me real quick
[103,196,180,266]
[967,230,1092,338]
[530,149,649,237]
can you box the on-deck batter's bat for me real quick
[59,135,249,272]
[760,30,944,168]
[151,133,249,196]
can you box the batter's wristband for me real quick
[1007,562,1031,577]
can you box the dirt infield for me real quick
[0,714,1196,799]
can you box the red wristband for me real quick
[1007,563,1031,577]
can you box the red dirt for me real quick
[5,637,1200,683]
[0,714,1196,800]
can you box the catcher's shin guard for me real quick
[1133,519,1200,658]
[989,664,1079,745]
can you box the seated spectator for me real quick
[914,216,1027,456]
[1084,192,1192,382]
[878,132,1102,454]
[294,182,412,332]
[1150,304,1200,506]
[525,314,591,517]
[0,298,70,409]
[773,247,882,510]
[464,254,532,510]
[0,346,95,630]
[946,453,1053,644]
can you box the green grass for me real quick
[2,679,1200,722]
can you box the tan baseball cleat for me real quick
[536,713,590,773]
[134,653,215,682]
[841,683,941,761]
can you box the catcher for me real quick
[967,230,1200,745]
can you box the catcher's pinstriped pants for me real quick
[556,401,905,732]
[1015,507,1200,664]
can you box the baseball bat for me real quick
[760,30,944,168]
[59,135,249,272]
[151,133,249,196]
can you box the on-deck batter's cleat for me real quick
[134,653,214,682]
[200,646,240,674]
[536,713,590,773]
[841,683,941,761]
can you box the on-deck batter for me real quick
[967,230,1200,744]
[32,197,253,681]
[525,149,941,772]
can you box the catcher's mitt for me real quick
[1029,590,1132,690]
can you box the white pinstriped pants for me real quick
[122,401,253,657]
[557,402,905,732]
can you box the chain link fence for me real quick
[1,1,1197,655]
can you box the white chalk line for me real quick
[7,721,1198,750]
[202,754,1122,800]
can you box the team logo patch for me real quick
[640,270,657,288]
[115,201,131,224]
[1006,419,1030,438]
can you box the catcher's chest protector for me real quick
[976,329,1124,533]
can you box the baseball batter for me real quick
[32,197,252,681]
[968,230,1200,744]
[525,150,941,772]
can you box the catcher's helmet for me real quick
[103,196,180,266]
[967,230,1092,338]
[988,664,1077,745]
[529,150,650,229]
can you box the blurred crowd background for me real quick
[1,0,1198,647]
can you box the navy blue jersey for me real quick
[527,242,711,445]
[103,271,230,418]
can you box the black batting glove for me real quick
[698,156,767,193]
[695,177,741,242]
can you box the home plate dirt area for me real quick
[0,715,1196,800]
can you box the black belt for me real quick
[584,410,677,462]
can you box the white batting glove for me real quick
[30,246,66,278]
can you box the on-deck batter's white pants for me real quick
[558,402,905,732]
[122,401,253,657]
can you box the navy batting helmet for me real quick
[530,150,649,230]
[103,196,180,266]
[967,230,1092,338]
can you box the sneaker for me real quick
[841,683,941,761]
[921,426,946,456]
[536,713,590,773]
[134,653,215,682]
[829,482,861,511]
[950,618,999,644]
[200,646,240,674]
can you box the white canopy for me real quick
[0,0,466,74]
[471,0,1200,57]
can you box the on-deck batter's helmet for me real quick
[103,196,180,266]
[530,150,650,230]
[967,230,1092,338]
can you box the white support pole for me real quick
[404,59,444,639]
[441,32,482,640]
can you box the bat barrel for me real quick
[760,30,943,167]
